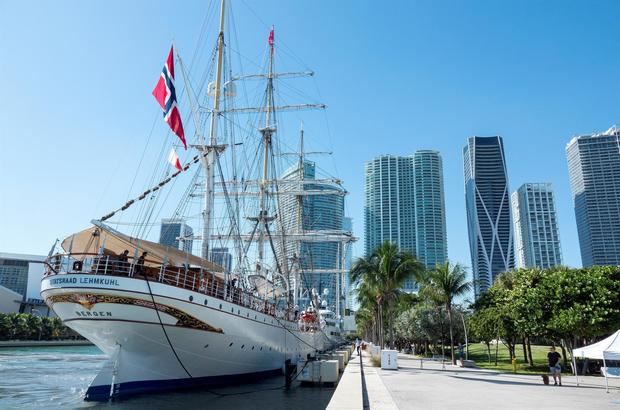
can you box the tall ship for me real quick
[40,0,354,401]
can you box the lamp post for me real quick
[456,307,469,361]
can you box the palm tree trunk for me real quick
[389,313,394,349]
[378,302,384,348]
[447,304,455,365]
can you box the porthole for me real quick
[252,346,255,350]
[189,295,194,302]
[247,313,249,317]
[260,347,263,351]
[238,309,240,314]
[219,304,222,309]
[204,299,208,305]
[255,315,257,319]
[229,342,233,347]
[204,344,209,348]
[231,308,234,313]
[241,345,245,349]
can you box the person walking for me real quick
[548,346,562,386]
[355,338,361,356]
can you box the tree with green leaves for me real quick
[419,262,471,364]
[351,241,424,348]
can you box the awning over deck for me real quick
[61,221,224,273]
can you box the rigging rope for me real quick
[99,153,207,222]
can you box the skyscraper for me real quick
[413,150,448,269]
[159,219,194,253]
[0,252,46,302]
[279,160,345,312]
[364,155,416,291]
[463,136,514,298]
[209,247,232,272]
[342,217,356,311]
[511,183,562,269]
[566,126,620,266]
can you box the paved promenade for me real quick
[328,350,620,409]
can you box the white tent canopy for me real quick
[572,330,620,392]
[573,330,620,361]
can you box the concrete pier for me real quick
[328,350,620,409]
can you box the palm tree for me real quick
[355,280,380,343]
[351,241,424,348]
[420,262,471,365]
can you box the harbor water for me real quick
[0,346,336,409]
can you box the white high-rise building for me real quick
[566,126,620,267]
[413,150,448,269]
[364,155,416,291]
[364,152,448,292]
[511,183,562,269]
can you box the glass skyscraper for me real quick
[342,217,356,311]
[209,247,232,272]
[413,150,448,269]
[279,160,345,312]
[0,255,29,298]
[463,136,514,298]
[511,183,562,269]
[364,153,447,292]
[364,155,416,291]
[566,126,620,266]
[159,219,194,253]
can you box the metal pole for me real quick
[202,0,226,260]
[459,310,469,361]
[603,355,609,393]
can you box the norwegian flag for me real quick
[152,46,187,150]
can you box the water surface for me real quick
[0,346,335,409]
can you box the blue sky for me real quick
[1,0,619,275]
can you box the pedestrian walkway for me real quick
[327,349,398,410]
[379,353,620,409]
[328,350,620,409]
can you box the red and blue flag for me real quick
[152,46,187,150]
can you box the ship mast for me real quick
[256,27,276,273]
[202,0,227,260]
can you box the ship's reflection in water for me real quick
[0,345,336,409]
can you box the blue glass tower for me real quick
[463,136,514,298]
[280,160,345,311]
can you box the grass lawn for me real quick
[457,343,569,375]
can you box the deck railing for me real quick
[44,253,285,320]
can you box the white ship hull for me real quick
[41,273,335,401]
